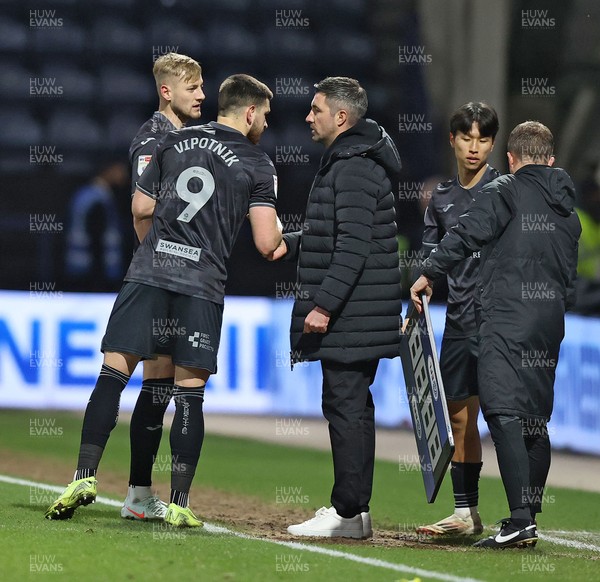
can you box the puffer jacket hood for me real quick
[320,118,402,183]
[516,165,576,218]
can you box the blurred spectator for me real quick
[64,160,129,291]
[574,163,600,315]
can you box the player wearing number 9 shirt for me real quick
[46,75,282,527]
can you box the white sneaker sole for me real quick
[287,526,364,539]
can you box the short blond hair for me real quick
[153,53,201,90]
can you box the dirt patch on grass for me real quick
[0,447,474,552]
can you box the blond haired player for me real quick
[123,53,205,521]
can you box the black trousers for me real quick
[321,359,379,519]
[487,414,551,518]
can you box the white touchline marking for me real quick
[545,529,599,536]
[538,534,600,553]
[2,474,481,582]
[202,523,484,582]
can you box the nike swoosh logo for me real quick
[146,425,162,431]
[126,508,145,519]
[141,138,156,145]
[495,529,522,543]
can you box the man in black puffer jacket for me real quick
[273,77,402,539]
[411,121,581,549]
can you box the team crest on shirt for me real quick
[137,155,152,176]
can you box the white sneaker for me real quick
[361,511,373,538]
[287,506,364,539]
[121,495,168,521]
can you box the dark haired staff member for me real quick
[412,121,580,549]
[417,102,499,537]
[46,74,282,528]
[272,77,402,539]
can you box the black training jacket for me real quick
[422,165,581,420]
[422,165,499,338]
[284,118,403,364]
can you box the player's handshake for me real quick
[268,238,288,261]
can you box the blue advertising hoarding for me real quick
[0,291,598,456]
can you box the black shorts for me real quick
[150,325,173,356]
[101,282,223,373]
[439,336,479,401]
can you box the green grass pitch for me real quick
[0,410,598,581]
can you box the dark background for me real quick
[1,0,599,311]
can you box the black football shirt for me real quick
[126,122,278,303]
[129,112,178,251]
[129,111,177,196]
[422,165,499,337]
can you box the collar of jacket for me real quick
[317,118,401,180]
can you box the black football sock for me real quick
[510,512,533,528]
[523,418,551,520]
[487,414,532,522]
[169,385,205,505]
[451,461,483,510]
[76,364,130,475]
[170,490,189,508]
[129,377,174,486]
[74,463,99,480]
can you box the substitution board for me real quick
[400,296,454,502]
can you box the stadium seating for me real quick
[106,110,148,151]
[0,63,34,100]
[31,19,86,54]
[146,17,204,59]
[40,62,97,104]
[0,0,382,177]
[46,109,105,150]
[0,17,28,52]
[97,65,155,105]
[91,17,146,58]
[0,110,43,148]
